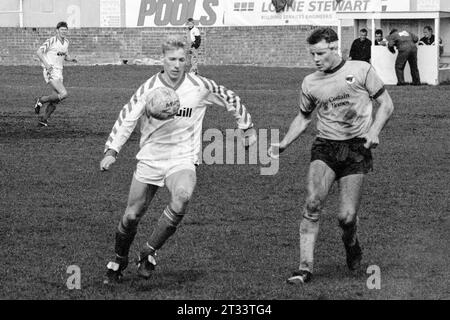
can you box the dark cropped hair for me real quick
[375,29,383,36]
[56,21,68,29]
[360,28,368,34]
[389,28,398,35]
[307,27,339,45]
[187,18,194,23]
[424,25,433,32]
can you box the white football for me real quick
[143,86,180,120]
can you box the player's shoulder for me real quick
[303,71,321,84]
[185,73,202,86]
[301,72,321,93]
[134,73,160,96]
[344,61,374,81]
[346,60,372,72]
[188,73,215,90]
[44,35,56,44]
[302,73,313,83]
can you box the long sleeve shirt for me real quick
[105,72,253,163]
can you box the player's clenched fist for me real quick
[100,149,118,171]
[267,143,285,159]
[359,131,379,149]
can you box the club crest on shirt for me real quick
[345,75,356,84]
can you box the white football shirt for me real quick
[105,72,253,163]
[39,36,69,70]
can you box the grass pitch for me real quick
[0,65,448,300]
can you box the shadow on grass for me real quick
[131,269,206,292]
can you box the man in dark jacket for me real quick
[349,28,372,63]
[387,29,421,85]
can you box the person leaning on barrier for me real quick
[374,29,388,46]
[419,26,444,57]
[387,29,421,86]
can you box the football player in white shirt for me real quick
[101,36,257,284]
[186,17,201,75]
[34,21,77,127]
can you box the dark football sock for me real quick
[114,218,138,257]
[147,206,183,251]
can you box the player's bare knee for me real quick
[124,206,145,223]
[338,212,357,229]
[303,197,322,221]
[58,91,68,101]
[171,188,192,211]
[306,197,322,212]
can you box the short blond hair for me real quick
[162,36,186,54]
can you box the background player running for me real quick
[34,21,77,127]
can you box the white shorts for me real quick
[134,159,196,187]
[43,68,63,84]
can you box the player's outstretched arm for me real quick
[360,90,394,149]
[201,76,256,147]
[101,81,153,171]
[268,111,312,159]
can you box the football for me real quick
[143,86,181,120]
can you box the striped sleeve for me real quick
[197,76,253,130]
[104,76,157,153]
[39,37,55,53]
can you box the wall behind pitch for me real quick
[0,26,354,67]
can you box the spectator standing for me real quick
[349,29,372,63]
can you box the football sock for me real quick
[147,206,184,251]
[114,217,138,258]
[340,218,358,247]
[299,214,319,273]
[43,103,57,121]
[142,242,156,257]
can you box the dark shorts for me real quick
[310,137,373,179]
